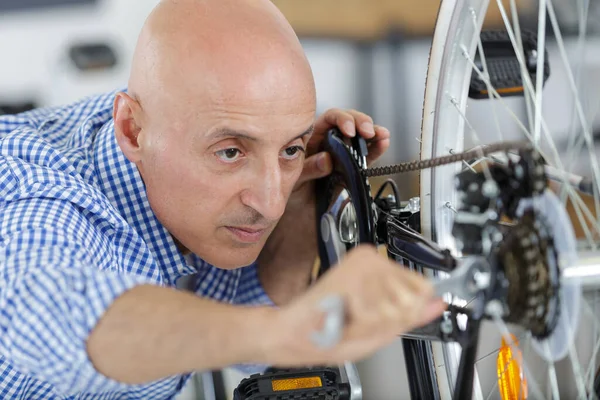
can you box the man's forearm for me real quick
[87,285,275,384]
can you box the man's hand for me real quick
[261,246,447,366]
[258,109,391,305]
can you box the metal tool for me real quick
[311,256,490,349]
[432,256,491,300]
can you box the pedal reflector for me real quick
[272,376,322,391]
[234,367,350,400]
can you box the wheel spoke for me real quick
[561,0,590,199]
[470,7,504,143]
[533,0,548,145]
[584,297,600,392]
[586,335,600,398]
[447,93,498,188]
[547,0,600,229]
[510,0,535,136]
[542,341,561,400]
[484,379,499,400]
[462,47,600,245]
[567,343,589,399]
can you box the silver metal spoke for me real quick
[571,193,600,247]
[543,341,560,400]
[448,95,496,184]
[563,93,600,190]
[562,0,590,199]
[584,297,600,391]
[586,331,600,398]
[462,49,600,244]
[461,52,535,145]
[494,0,584,184]
[533,0,547,145]
[470,7,504,143]
[473,20,600,244]
[568,343,589,399]
[510,0,535,136]
[546,0,600,227]
[484,380,499,400]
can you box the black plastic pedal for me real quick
[469,30,550,99]
[233,367,350,400]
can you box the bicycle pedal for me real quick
[469,30,550,99]
[233,367,351,400]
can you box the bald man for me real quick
[0,0,445,398]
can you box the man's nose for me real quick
[241,161,287,221]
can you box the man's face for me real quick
[136,83,316,269]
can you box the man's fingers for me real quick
[372,125,391,141]
[345,109,376,139]
[295,152,332,186]
[367,138,391,165]
[365,125,391,165]
[314,108,356,137]
[315,109,378,140]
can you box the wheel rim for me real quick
[421,0,600,399]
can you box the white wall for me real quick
[0,0,159,106]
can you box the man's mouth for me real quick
[225,226,269,243]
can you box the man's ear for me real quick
[113,92,144,163]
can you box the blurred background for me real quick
[1,1,599,399]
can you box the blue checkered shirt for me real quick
[0,90,273,399]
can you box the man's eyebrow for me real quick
[208,124,315,142]
[208,128,259,142]
[293,124,314,141]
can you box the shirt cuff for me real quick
[2,245,160,396]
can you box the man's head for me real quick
[113,0,316,269]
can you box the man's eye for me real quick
[281,146,305,160]
[216,148,242,162]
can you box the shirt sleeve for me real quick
[231,262,274,307]
[0,226,158,396]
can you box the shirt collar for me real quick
[92,119,198,284]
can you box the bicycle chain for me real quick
[364,141,531,177]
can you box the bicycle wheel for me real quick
[420,0,600,399]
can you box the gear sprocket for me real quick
[498,210,561,339]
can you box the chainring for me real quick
[316,129,377,274]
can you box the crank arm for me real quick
[386,219,457,272]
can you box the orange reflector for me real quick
[481,86,524,95]
[272,376,322,392]
[497,334,528,400]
